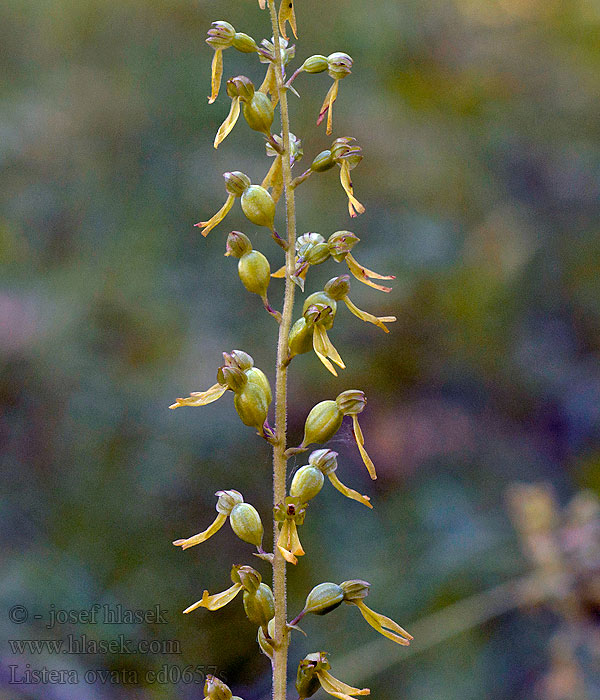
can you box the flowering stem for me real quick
[268,2,297,699]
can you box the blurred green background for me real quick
[2,0,600,698]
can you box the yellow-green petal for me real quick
[316,669,370,700]
[352,414,377,480]
[354,599,413,645]
[313,325,339,377]
[209,49,223,104]
[172,512,227,549]
[327,472,372,509]
[214,96,241,149]
[195,194,235,237]
[317,80,339,136]
[183,582,244,614]
[345,253,394,293]
[169,382,227,409]
[339,160,365,217]
[278,0,298,40]
[277,519,304,565]
[342,296,396,333]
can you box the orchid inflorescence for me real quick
[170,2,409,698]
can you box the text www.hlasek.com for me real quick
[9,635,180,655]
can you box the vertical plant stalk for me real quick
[268,2,296,698]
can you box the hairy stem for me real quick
[268,2,297,699]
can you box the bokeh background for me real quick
[2,0,600,698]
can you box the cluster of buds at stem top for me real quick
[263,132,303,204]
[273,231,395,292]
[287,52,353,135]
[214,76,278,150]
[274,497,307,565]
[286,275,396,375]
[292,580,413,646]
[290,449,372,509]
[195,171,278,244]
[296,652,370,700]
[206,21,259,104]
[169,350,274,440]
[182,564,274,639]
[203,674,244,700]
[173,489,264,552]
[257,37,295,106]
[288,390,377,480]
[225,231,281,322]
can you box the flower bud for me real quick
[290,465,324,502]
[236,565,262,594]
[301,55,329,73]
[305,242,330,266]
[296,666,320,700]
[303,582,344,615]
[324,275,351,300]
[238,250,271,297]
[222,349,254,371]
[240,185,276,229]
[224,171,251,196]
[327,52,353,80]
[297,232,324,253]
[226,80,240,100]
[308,448,338,475]
[230,564,242,584]
[225,231,253,258]
[234,382,270,430]
[242,92,274,135]
[296,653,330,700]
[327,230,360,260]
[330,136,360,159]
[303,305,323,325]
[204,674,232,700]
[302,400,343,447]
[227,75,255,102]
[215,489,244,515]
[296,233,330,266]
[206,21,235,50]
[232,32,258,53]
[217,365,248,393]
[340,579,371,602]
[310,150,335,172]
[313,304,335,330]
[229,502,264,547]
[345,152,363,170]
[303,292,336,328]
[306,651,331,670]
[243,583,275,629]
[245,367,272,404]
[336,390,367,415]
